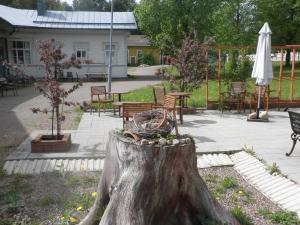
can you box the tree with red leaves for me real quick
[31,39,82,139]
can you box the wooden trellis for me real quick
[204,45,300,109]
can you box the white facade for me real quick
[0,5,137,79]
[6,29,129,78]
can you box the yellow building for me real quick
[127,35,162,65]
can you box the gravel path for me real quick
[199,167,281,225]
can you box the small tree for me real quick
[161,37,209,92]
[31,39,82,139]
[221,51,253,83]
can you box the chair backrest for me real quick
[123,103,152,119]
[153,86,166,106]
[230,82,246,95]
[163,95,176,110]
[288,111,300,134]
[91,86,106,96]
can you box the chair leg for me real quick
[286,133,298,156]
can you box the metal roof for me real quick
[0,5,137,30]
[128,35,151,47]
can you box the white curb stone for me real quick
[231,151,300,218]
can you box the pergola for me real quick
[204,45,300,109]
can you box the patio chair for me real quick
[248,85,269,113]
[90,86,114,116]
[162,95,179,136]
[153,85,166,107]
[122,102,152,128]
[220,82,246,113]
[0,77,17,96]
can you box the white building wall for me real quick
[7,29,129,78]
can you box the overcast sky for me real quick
[62,0,140,6]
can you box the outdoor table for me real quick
[110,91,129,102]
[169,92,191,124]
[110,91,130,116]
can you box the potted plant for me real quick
[31,39,82,153]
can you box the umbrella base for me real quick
[247,117,269,122]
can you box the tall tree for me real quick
[73,0,97,11]
[254,0,300,66]
[135,0,220,52]
[73,0,136,11]
[1,0,63,10]
[210,0,256,46]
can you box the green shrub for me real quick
[138,52,155,65]
[221,51,253,82]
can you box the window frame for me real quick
[11,40,31,64]
[103,42,118,65]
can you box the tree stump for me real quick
[79,131,239,225]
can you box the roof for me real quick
[127,35,152,47]
[0,5,137,30]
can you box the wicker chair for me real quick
[162,95,179,136]
[122,102,152,128]
[220,82,246,113]
[153,86,166,107]
[90,86,114,116]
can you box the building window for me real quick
[11,41,31,64]
[137,49,142,58]
[73,42,89,63]
[76,49,87,61]
[104,43,118,65]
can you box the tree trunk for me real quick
[79,132,239,225]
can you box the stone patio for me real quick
[6,109,300,184]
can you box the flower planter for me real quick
[31,133,71,153]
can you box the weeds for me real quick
[242,146,255,156]
[213,176,238,196]
[259,209,300,225]
[230,207,254,225]
[268,162,281,175]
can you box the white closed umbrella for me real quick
[251,22,273,118]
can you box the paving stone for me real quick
[67,159,76,171]
[266,182,297,198]
[34,160,44,174]
[270,186,300,201]
[48,159,57,172]
[4,161,16,175]
[26,160,38,174]
[13,160,23,174]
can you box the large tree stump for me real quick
[79,131,239,225]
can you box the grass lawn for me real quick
[120,62,300,108]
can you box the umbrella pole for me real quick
[256,86,261,119]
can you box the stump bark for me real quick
[79,132,239,225]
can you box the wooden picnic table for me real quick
[169,92,191,124]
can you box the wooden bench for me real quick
[85,73,107,81]
[286,111,300,156]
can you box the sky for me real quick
[62,0,140,6]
